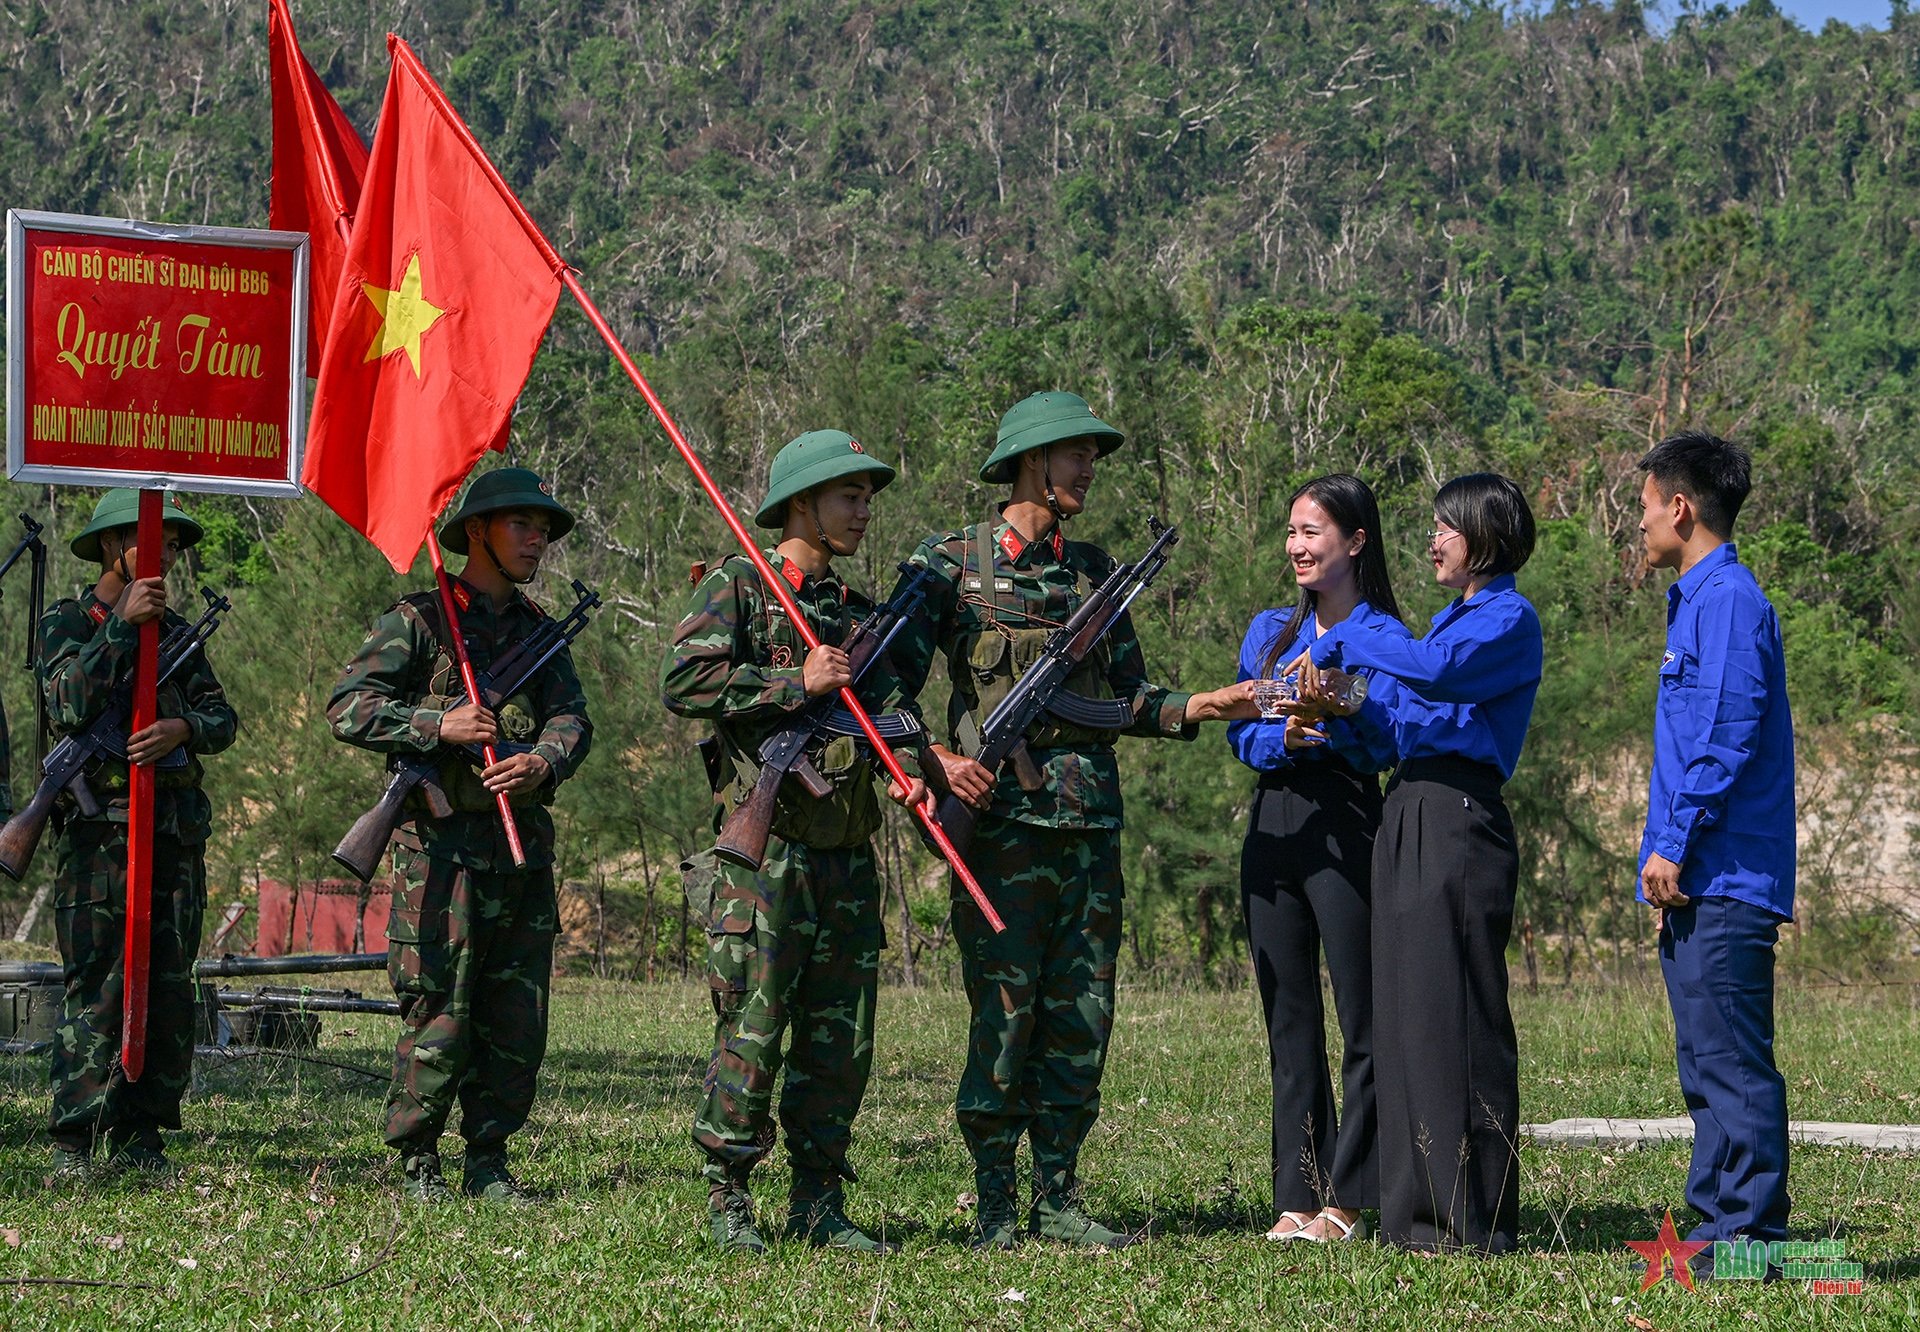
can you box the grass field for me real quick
[3,974,1918,1330]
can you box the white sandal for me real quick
[1312,1209,1368,1242]
[1265,1211,1320,1242]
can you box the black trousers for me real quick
[1239,760,1381,1216]
[1372,757,1520,1254]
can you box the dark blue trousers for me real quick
[1659,896,1790,1243]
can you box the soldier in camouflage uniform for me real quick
[43,490,236,1182]
[887,392,1256,1248]
[328,469,592,1205]
[662,430,930,1254]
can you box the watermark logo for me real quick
[1626,1210,1710,1290]
[1714,1237,1863,1294]
[1625,1215,1864,1294]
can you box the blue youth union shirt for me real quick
[1637,544,1796,918]
[1309,574,1543,780]
[1227,604,1400,774]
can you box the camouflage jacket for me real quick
[38,589,237,843]
[660,551,919,849]
[887,509,1195,830]
[327,578,593,869]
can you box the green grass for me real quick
[3,975,1918,1329]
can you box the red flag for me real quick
[303,35,563,572]
[268,0,369,369]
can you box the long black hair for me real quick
[1259,473,1403,676]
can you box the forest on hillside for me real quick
[1,0,1916,981]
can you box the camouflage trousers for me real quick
[694,835,882,1192]
[49,821,206,1152]
[953,817,1122,1198]
[382,848,557,1152]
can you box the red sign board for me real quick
[7,210,308,496]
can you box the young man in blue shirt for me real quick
[1636,430,1795,1262]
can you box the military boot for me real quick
[970,1170,1021,1251]
[1032,1181,1134,1250]
[46,1144,94,1188]
[401,1148,456,1203]
[104,1125,171,1178]
[786,1185,896,1254]
[709,1180,768,1254]
[462,1147,535,1206]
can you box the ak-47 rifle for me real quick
[0,587,230,882]
[707,563,936,871]
[331,579,601,883]
[0,512,50,767]
[936,517,1181,856]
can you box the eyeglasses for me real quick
[1426,528,1461,545]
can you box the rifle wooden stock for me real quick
[331,766,453,883]
[0,776,63,882]
[713,763,783,869]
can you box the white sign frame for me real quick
[6,208,310,498]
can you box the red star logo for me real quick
[1625,1210,1712,1291]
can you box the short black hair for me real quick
[1433,472,1536,577]
[1637,430,1751,537]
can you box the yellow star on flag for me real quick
[360,253,446,376]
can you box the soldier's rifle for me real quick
[709,562,936,871]
[935,518,1181,857]
[330,578,600,883]
[0,587,230,882]
[0,512,49,762]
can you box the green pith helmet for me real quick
[754,430,896,529]
[978,390,1124,485]
[438,468,575,554]
[69,488,205,562]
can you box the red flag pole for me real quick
[386,37,1000,931]
[120,488,162,1080]
[555,273,1003,932]
[427,540,527,868]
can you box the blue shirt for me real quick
[1637,544,1795,918]
[1310,574,1543,780]
[1227,604,1399,775]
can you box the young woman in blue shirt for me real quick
[1290,472,1542,1255]
[1229,474,1402,1243]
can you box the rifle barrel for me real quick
[191,953,385,979]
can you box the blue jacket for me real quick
[1637,544,1796,918]
[1227,603,1400,774]
[1309,575,1542,780]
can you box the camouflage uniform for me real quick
[42,589,236,1158]
[662,551,912,1206]
[327,578,591,1157]
[887,511,1194,1219]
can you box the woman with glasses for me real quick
[1287,473,1542,1255]
[1229,474,1403,1243]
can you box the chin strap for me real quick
[479,533,537,585]
[1040,445,1069,524]
[803,501,860,560]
